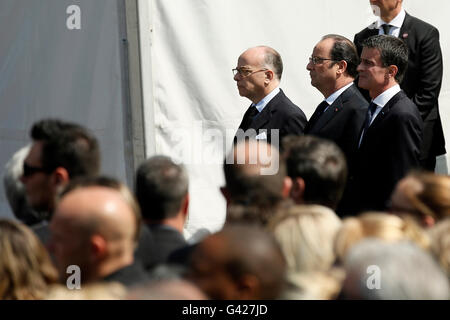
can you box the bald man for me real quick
[233,46,306,144]
[49,176,148,287]
[187,225,286,300]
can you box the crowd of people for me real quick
[1,0,449,300]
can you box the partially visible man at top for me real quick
[305,34,368,175]
[345,35,423,214]
[233,46,307,144]
[354,0,445,171]
[20,119,100,243]
[134,155,189,272]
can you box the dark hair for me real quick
[263,46,283,80]
[282,135,347,209]
[361,35,409,83]
[322,34,359,78]
[31,119,100,178]
[136,156,188,221]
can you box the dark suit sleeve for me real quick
[412,27,443,118]
[282,112,307,135]
[384,111,422,199]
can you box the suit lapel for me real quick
[250,91,284,130]
[363,91,405,136]
[310,98,341,133]
[399,12,412,41]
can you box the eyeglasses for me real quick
[23,163,49,177]
[232,67,268,77]
[309,56,336,65]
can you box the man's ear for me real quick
[387,65,398,80]
[264,69,275,84]
[282,176,293,199]
[90,234,107,261]
[181,193,189,217]
[52,167,70,187]
[290,177,305,204]
[336,60,348,75]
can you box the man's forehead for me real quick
[361,47,381,59]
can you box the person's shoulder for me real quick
[341,85,369,110]
[274,90,305,115]
[405,12,439,33]
[355,22,377,38]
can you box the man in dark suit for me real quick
[135,155,188,272]
[233,46,306,145]
[305,34,368,175]
[354,0,445,171]
[346,35,423,214]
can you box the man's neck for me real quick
[369,81,398,99]
[145,214,185,234]
[381,6,402,23]
[251,83,279,104]
[322,77,354,98]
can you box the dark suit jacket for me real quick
[135,224,187,272]
[236,89,307,144]
[344,91,423,214]
[102,261,150,288]
[305,84,368,173]
[354,12,445,161]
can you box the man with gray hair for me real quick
[340,239,449,299]
[134,155,189,271]
[3,145,41,225]
[233,46,306,144]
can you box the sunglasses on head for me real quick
[22,163,49,177]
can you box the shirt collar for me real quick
[372,84,401,108]
[254,87,280,112]
[376,8,406,29]
[325,82,354,105]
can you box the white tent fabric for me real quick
[0,0,131,219]
[140,0,450,242]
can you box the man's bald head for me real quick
[188,225,286,299]
[49,178,139,283]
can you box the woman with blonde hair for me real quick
[389,171,450,227]
[0,219,58,299]
[334,212,430,263]
[268,205,344,299]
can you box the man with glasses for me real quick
[305,35,368,210]
[233,46,306,144]
[354,0,445,172]
[20,119,100,243]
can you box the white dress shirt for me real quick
[376,9,406,37]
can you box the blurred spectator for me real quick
[334,212,430,263]
[222,139,292,226]
[20,119,100,244]
[390,171,450,227]
[428,218,450,277]
[268,205,343,299]
[48,176,148,287]
[282,135,347,212]
[341,240,449,299]
[0,219,58,299]
[134,155,189,271]
[3,145,41,225]
[46,282,127,300]
[126,279,208,300]
[187,225,286,300]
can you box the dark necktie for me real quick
[307,100,329,129]
[241,105,259,130]
[382,24,393,35]
[360,102,378,145]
